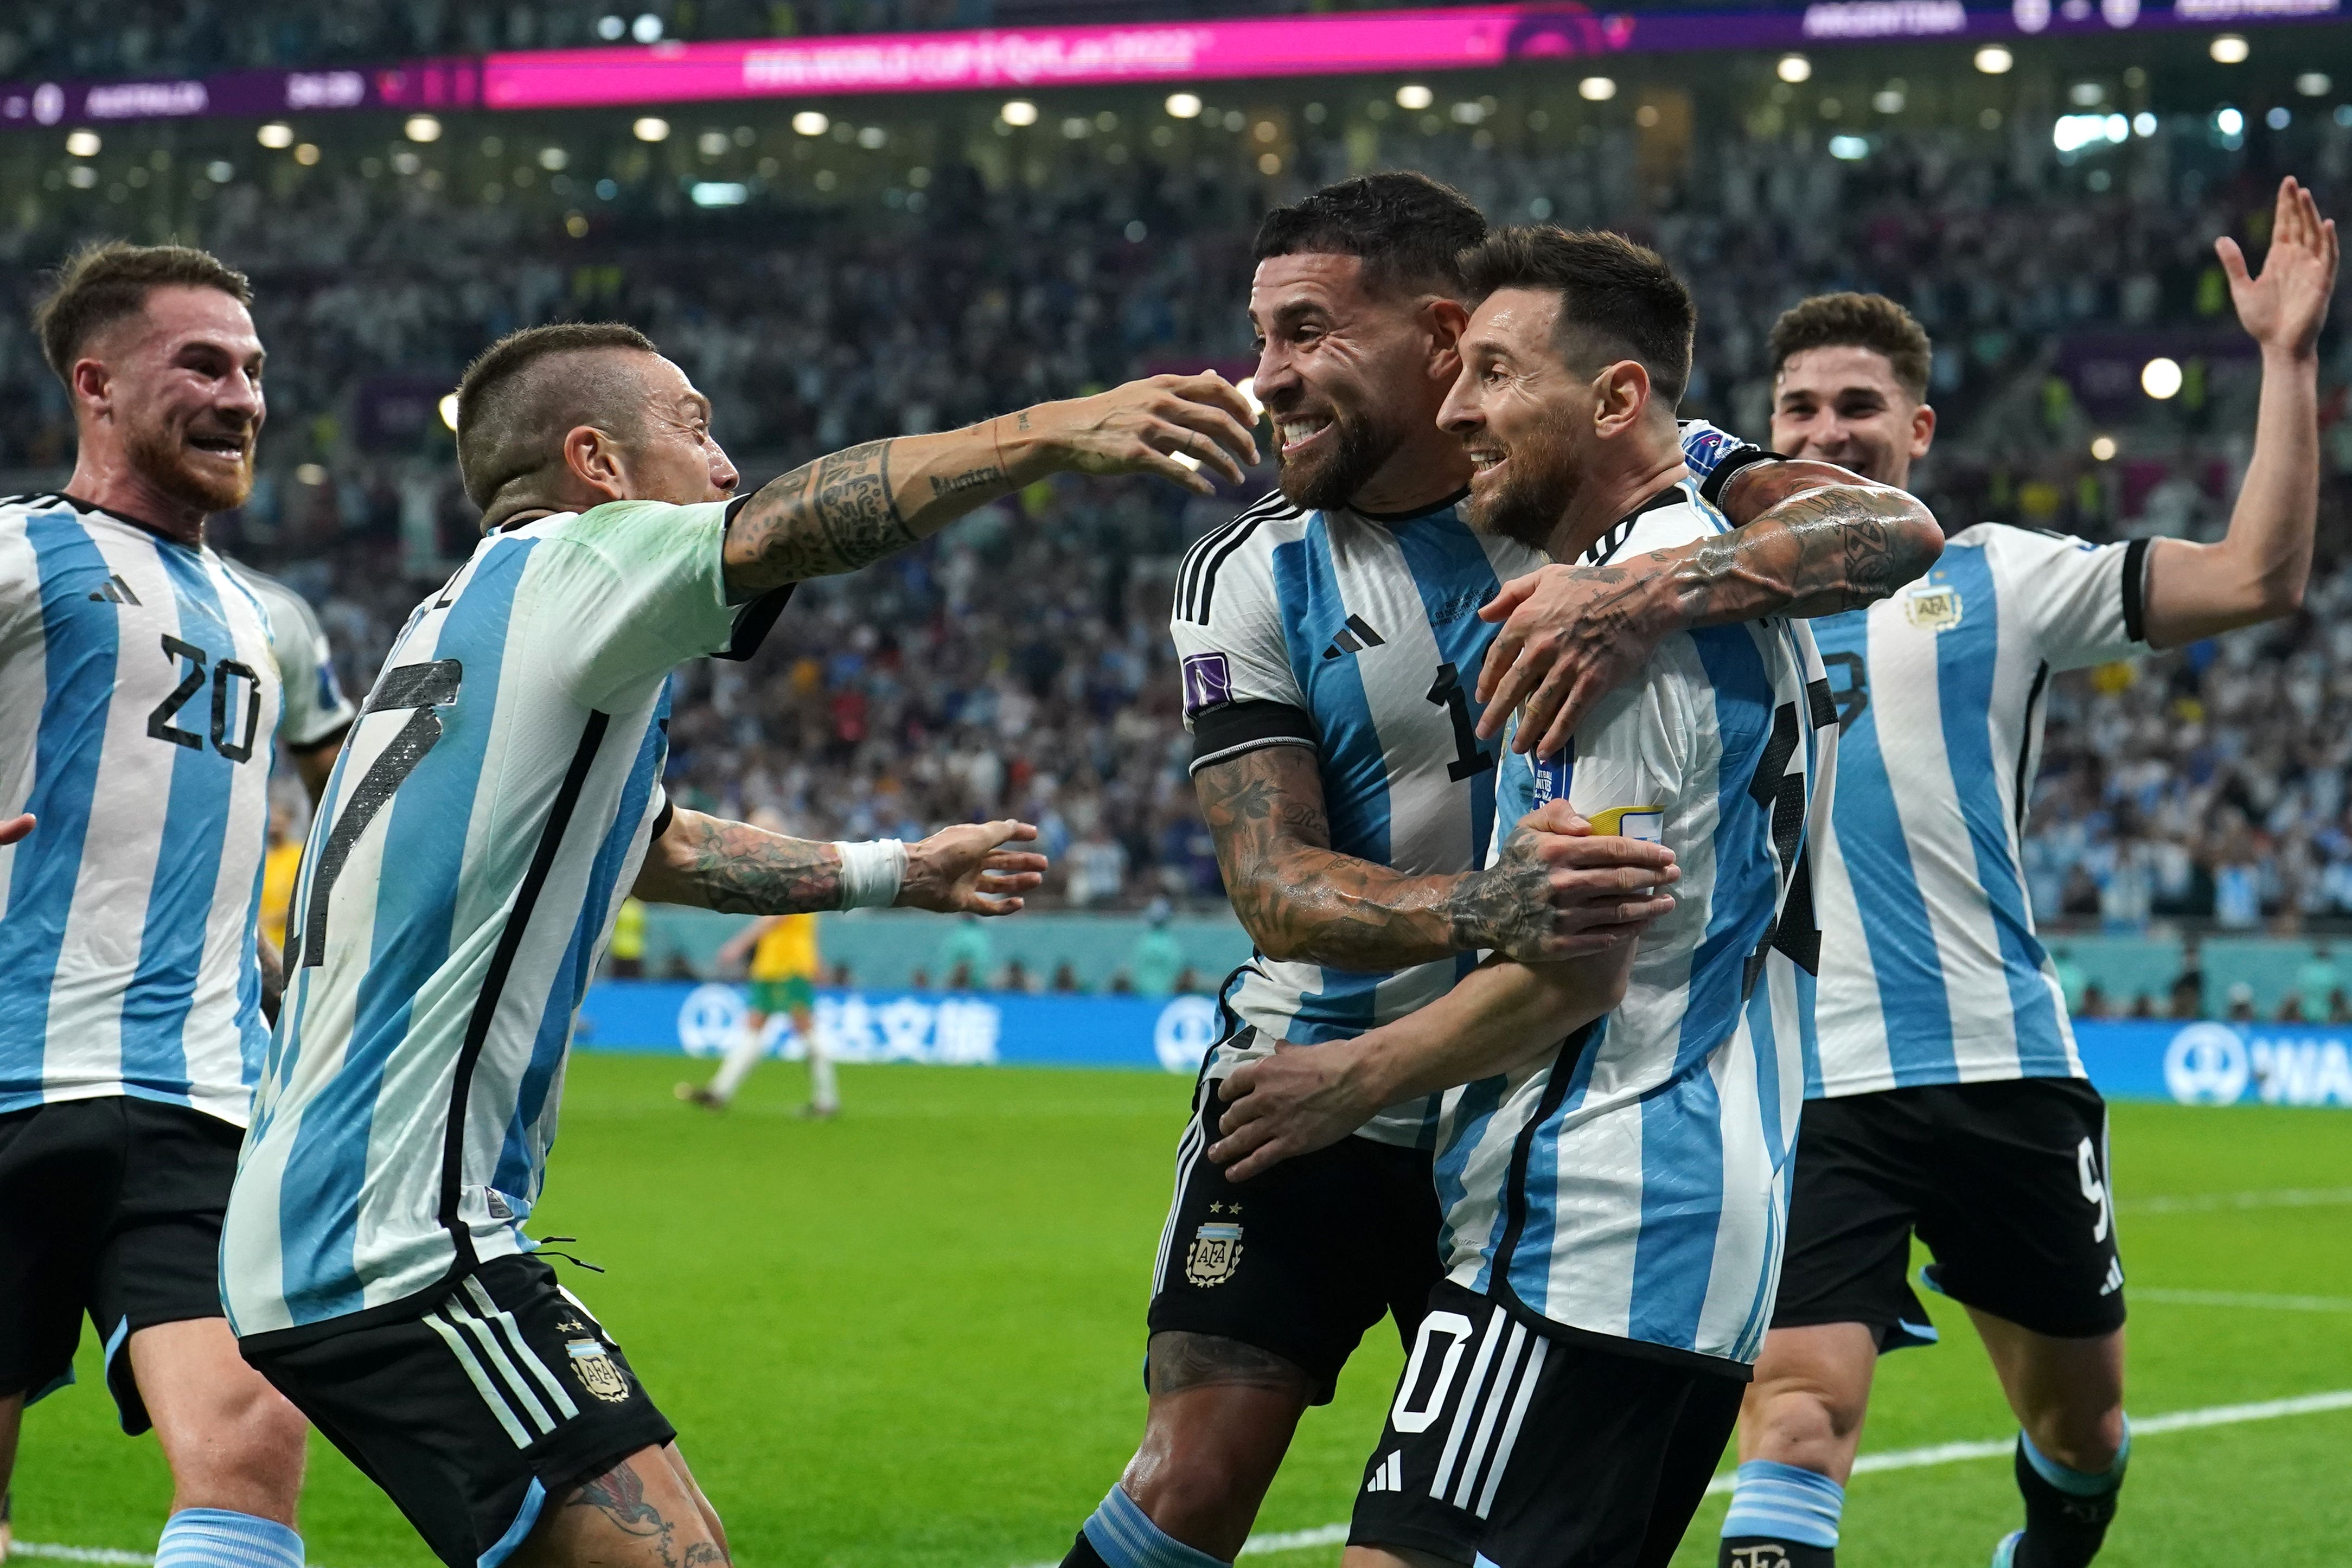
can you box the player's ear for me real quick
[1909,399,1937,459]
[562,424,631,503]
[1424,296,1471,385]
[1593,360,1650,438]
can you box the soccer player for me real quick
[0,244,310,1568]
[679,906,832,1115]
[218,323,1267,1568]
[1682,177,2334,1568]
[1057,177,1936,1568]
[1207,226,1839,1568]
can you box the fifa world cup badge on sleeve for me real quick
[567,1338,632,1403]
[1181,652,1233,718]
[1185,1202,1244,1287]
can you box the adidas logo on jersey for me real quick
[2099,1256,2125,1296]
[1363,1450,1404,1493]
[1322,613,1386,660]
[87,573,140,605]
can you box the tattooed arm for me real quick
[720,373,1258,597]
[1474,458,1941,757]
[257,932,284,1026]
[630,808,1047,916]
[1197,744,1677,969]
[1209,943,1637,1180]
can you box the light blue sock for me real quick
[1720,1460,1845,1548]
[2019,1415,2132,1496]
[1080,1486,1228,1568]
[156,1509,304,1568]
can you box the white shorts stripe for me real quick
[445,1300,557,1436]
[1430,1307,1509,1501]
[1452,1322,1529,1512]
[1476,1334,1549,1519]
[1152,1112,1207,1294]
[423,1310,532,1448]
[464,1277,579,1420]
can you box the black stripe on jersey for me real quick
[2120,537,2151,644]
[436,709,611,1277]
[1486,1020,1598,1293]
[2014,660,2051,839]
[1582,484,1689,568]
[1179,492,1300,624]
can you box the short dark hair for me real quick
[32,240,253,380]
[1768,292,1933,401]
[454,321,660,509]
[1252,171,1488,300]
[1459,225,1695,405]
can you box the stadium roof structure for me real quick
[0,0,2341,129]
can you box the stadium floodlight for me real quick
[1165,92,1202,119]
[2209,33,2248,63]
[631,12,662,42]
[64,130,100,157]
[858,125,887,149]
[596,14,625,40]
[257,122,295,149]
[633,117,670,142]
[1873,88,1906,113]
[1396,84,1434,111]
[2133,111,2158,136]
[66,164,97,188]
[2215,106,2244,136]
[1236,377,1265,421]
[438,392,461,431]
[295,143,320,165]
[539,146,568,170]
[1000,99,1039,127]
[2069,81,2105,106]
[2141,357,2183,399]
[1974,45,2014,74]
[405,114,442,143]
[696,130,728,156]
[792,111,829,136]
[2267,106,2291,129]
[2091,435,2118,462]
[691,182,749,207]
[1776,54,1812,84]
[2297,72,2332,97]
[1062,116,1091,139]
[1829,135,1870,159]
[294,463,328,486]
[1578,76,1617,101]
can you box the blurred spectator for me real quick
[936,915,993,991]
[606,897,646,979]
[1125,898,1185,997]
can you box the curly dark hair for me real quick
[1768,292,1933,401]
[33,240,253,379]
[1253,170,1489,300]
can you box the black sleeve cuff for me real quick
[646,797,675,846]
[715,492,794,661]
[1699,446,1785,508]
[2121,537,2150,644]
[1190,700,1319,775]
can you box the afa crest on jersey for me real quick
[567,1338,631,1403]
[1185,1222,1244,1287]
[1903,579,1964,631]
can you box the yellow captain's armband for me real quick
[1587,805,1665,842]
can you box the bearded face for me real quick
[1460,408,1580,552]
[122,390,257,513]
[90,284,265,519]
[1273,394,1415,513]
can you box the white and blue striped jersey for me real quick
[1171,490,1545,1147]
[227,559,357,752]
[0,495,284,1126]
[1807,524,2148,1097]
[223,498,788,1340]
[1434,483,1835,1368]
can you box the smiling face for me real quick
[1438,287,1590,551]
[85,284,266,514]
[1769,343,1935,490]
[1247,252,1454,511]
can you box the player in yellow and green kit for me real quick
[678,911,835,1116]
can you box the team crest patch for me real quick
[566,1339,631,1403]
[1903,581,1964,631]
[1185,1222,1244,1287]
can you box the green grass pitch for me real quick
[21,1057,2352,1567]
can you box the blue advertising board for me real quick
[573,983,2352,1109]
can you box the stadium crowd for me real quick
[1,98,2347,924]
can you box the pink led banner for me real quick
[481,6,1645,110]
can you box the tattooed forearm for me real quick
[929,464,1004,500]
[1147,1330,1314,1397]
[1686,460,1942,624]
[1444,822,1563,956]
[631,808,843,914]
[724,439,916,588]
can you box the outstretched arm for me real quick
[1208,943,1637,1180]
[1474,461,1940,757]
[2144,176,2337,648]
[721,374,1260,597]
[1199,747,1679,969]
[631,809,1047,917]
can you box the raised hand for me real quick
[2221,176,2338,361]
[898,819,1049,916]
[1030,372,1261,494]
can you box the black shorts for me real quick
[240,1255,676,1568]
[1351,1281,1746,1568]
[0,1096,242,1434]
[1146,1048,1443,1404]
[1775,1077,2126,1347]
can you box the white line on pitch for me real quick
[2134,1287,2352,1313]
[2121,1186,2352,1215]
[1192,1388,2352,1560]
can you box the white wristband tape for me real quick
[834,839,907,911]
